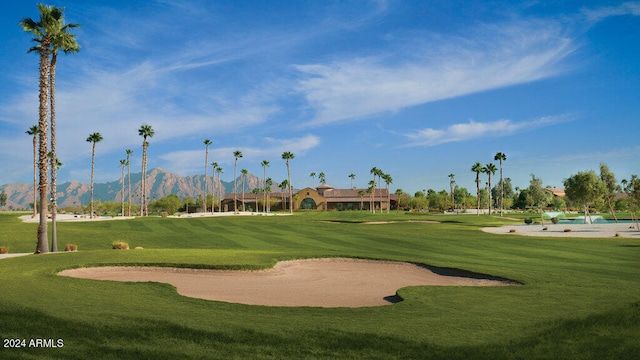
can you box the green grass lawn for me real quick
[0,211,639,359]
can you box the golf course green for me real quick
[1,211,638,359]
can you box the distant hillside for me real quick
[0,168,268,210]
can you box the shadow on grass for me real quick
[2,302,638,359]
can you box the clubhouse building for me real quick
[222,184,398,212]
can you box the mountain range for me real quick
[0,168,268,210]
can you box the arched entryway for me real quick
[300,197,317,210]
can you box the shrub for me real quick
[160,212,168,218]
[64,244,78,252]
[0,246,7,254]
[551,217,559,224]
[564,228,572,233]
[112,241,130,250]
[524,218,533,224]
[543,227,548,231]
[134,246,144,250]
[509,229,516,233]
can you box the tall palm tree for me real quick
[138,124,154,216]
[119,159,127,216]
[216,166,223,212]
[309,172,316,188]
[494,152,507,216]
[233,150,243,213]
[349,173,356,189]
[318,172,326,185]
[203,139,212,213]
[357,189,365,211]
[86,132,103,219]
[211,162,218,212]
[282,152,295,214]
[279,179,289,211]
[265,177,273,213]
[48,11,79,252]
[261,160,270,213]
[369,167,379,213]
[448,173,455,211]
[125,149,133,216]
[26,125,39,218]
[471,162,484,216]
[367,180,375,213]
[21,4,63,253]
[376,168,385,212]
[484,163,497,214]
[241,169,248,212]
[382,173,393,213]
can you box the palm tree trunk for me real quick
[233,160,238,213]
[36,44,51,254]
[121,165,125,216]
[127,161,131,216]
[499,160,504,216]
[90,142,96,219]
[32,134,37,218]
[49,53,58,252]
[242,174,246,212]
[287,162,292,214]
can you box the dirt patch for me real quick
[59,258,516,308]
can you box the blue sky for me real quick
[1,0,639,194]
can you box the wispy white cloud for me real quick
[581,2,640,23]
[295,19,576,127]
[158,135,321,176]
[403,115,573,147]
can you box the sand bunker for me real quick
[59,258,516,307]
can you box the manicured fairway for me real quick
[1,212,639,359]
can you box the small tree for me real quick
[564,170,606,224]
[600,163,620,223]
[526,174,552,225]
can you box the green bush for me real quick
[112,241,130,250]
[551,217,559,224]
[524,218,533,224]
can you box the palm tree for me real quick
[382,173,393,213]
[21,4,62,253]
[448,173,455,211]
[138,124,154,216]
[318,172,326,185]
[282,152,295,213]
[369,167,379,213]
[357,189,365,211]
[216,166,223,212]
[26,125,39,218]
[86,132,103,219]
[203,139,212,213]
[233,150,243,213]
[265,177,273,212]
[484,163,497,214]
[367,180,375,213]
[48,11,79,252]
[494,152,507,216]
[241,169,248,211]
[349,173,356,189]
[119,159,127,216]
[279,179,289,211]
[125,149,133,216]
[211,162,218,212]
[309,172,316,188]
[471,162,484,215]
[262,160,270,213]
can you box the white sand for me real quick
[482,223,640,238]
[59,258,516,307]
